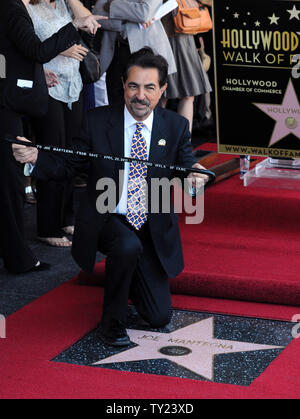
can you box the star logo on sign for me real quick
[287,5,300,20]
[253,79,300,147]
[93,317,283,381]
[268,13,280,25]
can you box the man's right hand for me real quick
[12,137,38,165]
[73,14,108,35]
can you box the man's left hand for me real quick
[187,163,209,190]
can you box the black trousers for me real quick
[0,107,38,273]
[33,95,83,238]
[98,215,172,328]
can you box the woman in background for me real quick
[28,0,92,248]
[162,4,212,134]
[0,0,103,273]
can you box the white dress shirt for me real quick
[115,106,154,215]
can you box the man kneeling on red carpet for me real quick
[12,47,209,347]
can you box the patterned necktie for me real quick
[126,123,148,230]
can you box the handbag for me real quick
[173,0,213,35]
[79,39,101,85]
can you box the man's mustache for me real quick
[130,97,150,106]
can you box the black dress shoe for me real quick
[99,318,131,347]
[28,262,51,273]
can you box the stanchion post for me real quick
[240,155,251,179]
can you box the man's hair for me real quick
[123,47,169,88]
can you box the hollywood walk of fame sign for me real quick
[213,0,300,158]
[53,309,296,387]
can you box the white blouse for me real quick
[28,0,83,108]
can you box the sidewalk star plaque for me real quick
[93,317,283,381]
[53,309,295,387]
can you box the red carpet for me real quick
[1,282,300,399]
[2,145,300,399]
[77,144,300,306]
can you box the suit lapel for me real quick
[148,107,169,177]
[106,106,125,174]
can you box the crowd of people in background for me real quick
[0,0,215,273]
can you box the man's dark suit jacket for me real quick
[0,0,81,118]
[33,106,197,277]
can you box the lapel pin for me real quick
[158,139,167,147]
